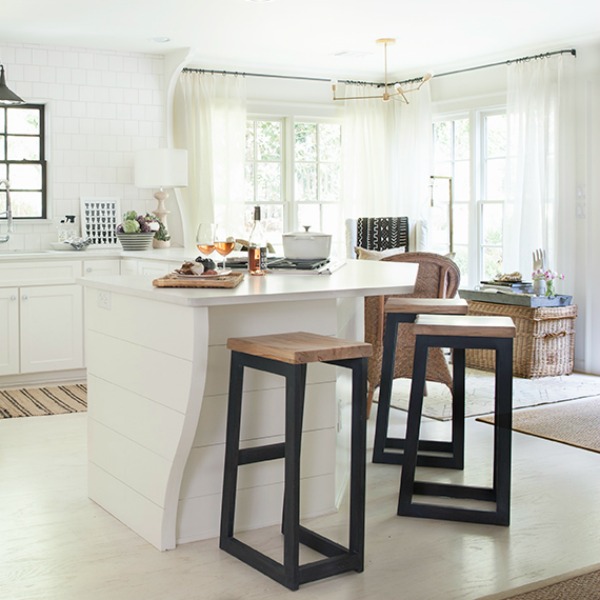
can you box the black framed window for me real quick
[0,103,47,219]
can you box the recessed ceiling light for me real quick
[152,36,171,43]
[245,0,275,3]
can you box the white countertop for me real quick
[80,259,419,307]
[0,246,192,262]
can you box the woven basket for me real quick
[465,301,578,378]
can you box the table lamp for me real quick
[134,148,188,247]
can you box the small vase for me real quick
[533,279,546,297]
[545,280,555,298]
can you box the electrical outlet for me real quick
[97,290,111,310]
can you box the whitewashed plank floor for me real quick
[1,403,599,600]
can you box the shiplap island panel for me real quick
[80,260,418,550]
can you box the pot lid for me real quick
[283,225,331,238]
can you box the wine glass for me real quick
[213,225,235,270]
[195,223,216,260]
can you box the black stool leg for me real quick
[349,357,367,569]
[493,338,513,526]
[220,351,245,543]
[373,313,407,463]
[283,363,306,589]
[397,336,429,515]
[451,347,466,470]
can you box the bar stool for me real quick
[398,314,516,526]
[220,331,372,591]
[373,297,469,468]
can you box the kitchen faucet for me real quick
[0,178,13,243]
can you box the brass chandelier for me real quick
[332,38,431,103]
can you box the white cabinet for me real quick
[0,260,84,378]
[0,288,19,376]
[20,284,84,373]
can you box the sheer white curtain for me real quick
[174,72,247,250]
[504,54,576,279]
[341,83,432,246]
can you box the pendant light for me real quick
[0,64,24,105]
[332,38,431,103]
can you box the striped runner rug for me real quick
[0,384,87,418]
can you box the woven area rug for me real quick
[478,562,600,599]
[0,384,87,418]
[476,396,600,453]
[387,369,600,421]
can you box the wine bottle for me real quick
[248,206,267,276]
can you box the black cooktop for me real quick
[227,256,330,270]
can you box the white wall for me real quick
[0,43,167,251]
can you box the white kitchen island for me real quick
[80,259,417,551]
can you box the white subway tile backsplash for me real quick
[2,42,166,250]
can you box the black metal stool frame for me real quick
[220,350,368,591]
[373,312,465,469]
[398,334,513,526]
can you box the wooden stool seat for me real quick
[227,331,372,364]
[373,298,468,467]
[384,297,468,315]
[413,314,516,338]
[221,331,371,590]
[398,314,516,526]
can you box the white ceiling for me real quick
[2,0,599,80]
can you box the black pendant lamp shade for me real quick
[0,64,24,104]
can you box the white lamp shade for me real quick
[134,148,188,189]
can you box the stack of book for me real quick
[479,280,534,295]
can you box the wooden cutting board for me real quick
[152,272,245,289]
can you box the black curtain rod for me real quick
[182,48,577,87]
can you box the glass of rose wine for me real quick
[213,225,235,270]
[195,223,216,260]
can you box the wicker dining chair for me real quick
[364,252,461,418]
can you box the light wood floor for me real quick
[1,403,599,600]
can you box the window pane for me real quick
[454,119,470,160]
[256,163,281,202]
[486,114,507,158]
[0,137,4,160]
[9,163,42,190]
[481,203,503,245]
[7,107,40,135]
[0,108,4,133]
[244,163,254,202]
[483,246,503,281]
[8,191,43,218]
[245,121,255,161]
[295,163,317,201]
[256,121,281,160]
[454,161,470,201]
[319,163,340,202]
[433,122,452,162]
[7,135,40,160]
[294,122,317,161]
[297,203,321,231]
[453,204,469,245]
[319,123,341,162]
[486,157,506,200]
[452,245,469,284]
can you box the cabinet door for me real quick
[20,284,84,373]
[0,287,19,376]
